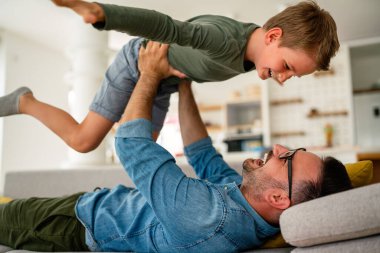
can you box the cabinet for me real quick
[223,99,264,152]
[199,99,266,153]
[349,38,380,148]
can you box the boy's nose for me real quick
[277,72,293,83]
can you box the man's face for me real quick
[242,144,322,200]
[254,38,317,85]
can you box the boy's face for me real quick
[255,28,317,85]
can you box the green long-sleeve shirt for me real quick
[95,4,259,83]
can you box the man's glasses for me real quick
[278,148,306,200]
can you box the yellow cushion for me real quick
[260,233,289,249]
[345,160,373,187]
[261,160,374,249]
[0,196,13,204]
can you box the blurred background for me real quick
[1,0,380,187]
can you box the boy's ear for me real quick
[264,188,290,210]
[265,27,283,44]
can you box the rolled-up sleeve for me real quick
[185,137,242,184]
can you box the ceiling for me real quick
[1,0,380,52]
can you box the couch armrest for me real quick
[280,183,380,247]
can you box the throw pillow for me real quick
[0,196,12,204]
[345,160,373,187]
[280,183,380,247]
[261,160,374,249]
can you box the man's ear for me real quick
[264,27,283,45]
[264,188,290,210]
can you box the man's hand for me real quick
[119,41,184,125]
[138,41,186,82]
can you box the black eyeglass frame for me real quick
[278,148,306,200]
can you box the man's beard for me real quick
[253,169,274,201]
[242,164,274,201]
[242,151,280,201]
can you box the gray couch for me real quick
[1,162,380,253]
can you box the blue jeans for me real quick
[90,38,179,131]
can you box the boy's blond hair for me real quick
[263,0,339,71]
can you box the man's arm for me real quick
[178,81,208,147]
[178,81,241,183]
[113,42,228,241]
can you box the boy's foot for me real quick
[51,0,105,24]
[0,87,32,117]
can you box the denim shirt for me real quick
[75,119,279,252]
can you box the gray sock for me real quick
[0,87,32,116]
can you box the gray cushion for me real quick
[291,234,380,253]
[3,163,244,198]
[0,244,12,253]
[280,183,380,247]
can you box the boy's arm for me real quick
[95,4,225,52]
[178,81,241,183]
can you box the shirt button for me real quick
[224,186,228,190]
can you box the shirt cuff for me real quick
[115,119,153,139]
[184,137,213,157]
[92,3,107,30]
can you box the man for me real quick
[0,42,352,252]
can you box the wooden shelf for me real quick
[206,125,222,132]
[313,68,335,77]
[272,131,305,138]
[307,109,348,118]
[198,104,223,112]
[199,104,223,112]
[353,87,380,94]
[270,98,303,106]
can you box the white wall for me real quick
[350,42,380,89]
[1,31,70,187]
[267,47,354,148]
[0,33,5,184]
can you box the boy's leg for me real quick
[0,38,143,152]
[22,94,114,153]
[0,193,88,251]
[0,89,113,153]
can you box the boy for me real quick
[0,0,339,152]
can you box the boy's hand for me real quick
[138,41,186,82]
[51,0,105,24]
